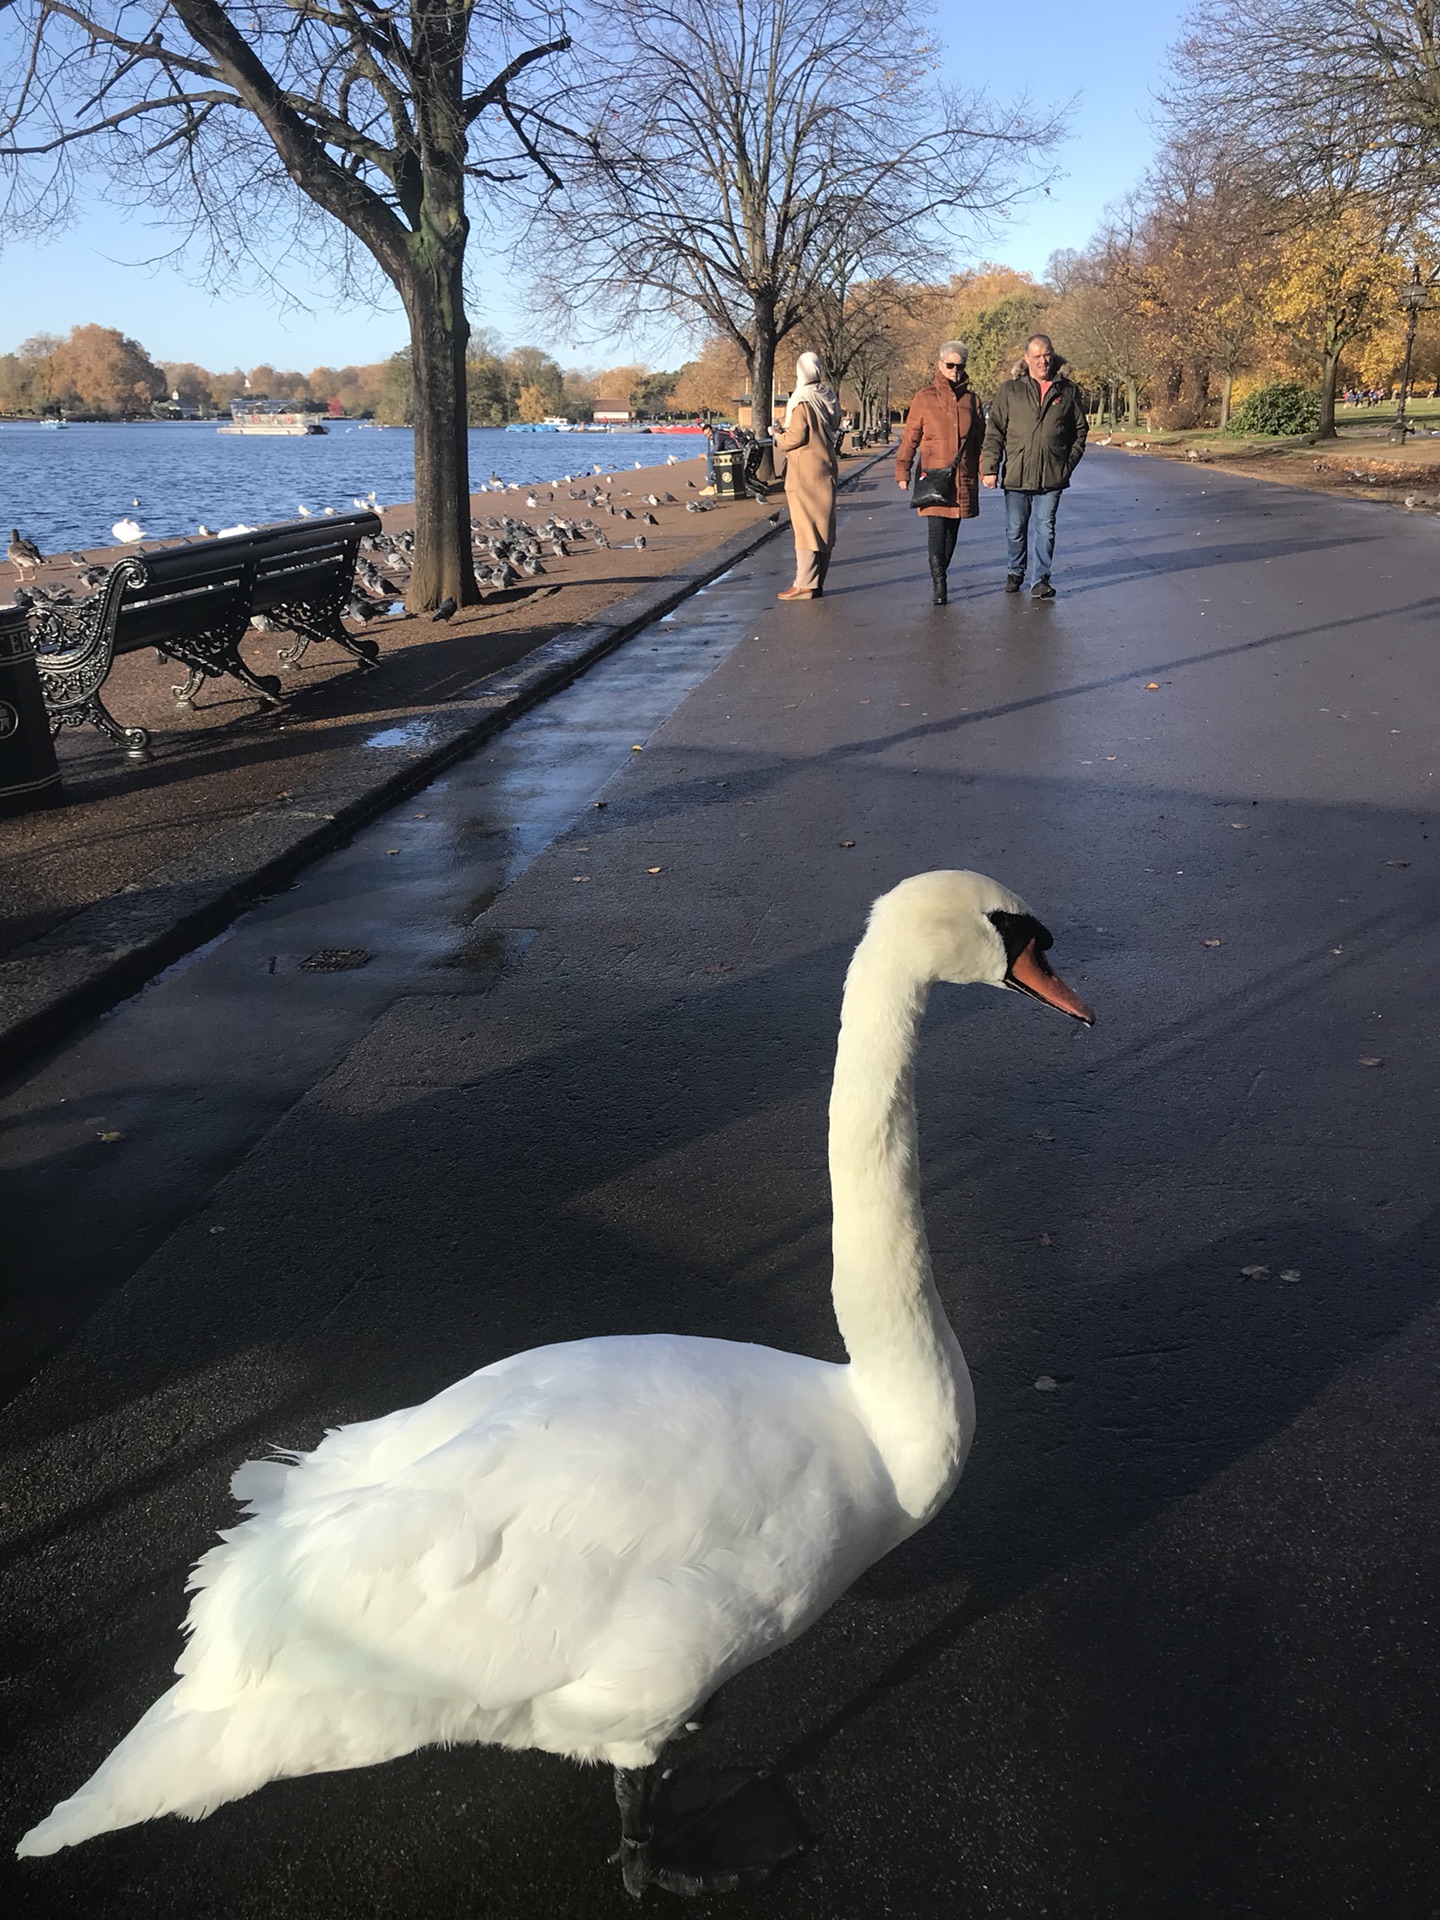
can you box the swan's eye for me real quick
[987,910,1054,970]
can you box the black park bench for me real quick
[30,509,384,761]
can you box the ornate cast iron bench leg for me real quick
[166,624,285,709]
[273,596,381,672]
[32,562,153,762]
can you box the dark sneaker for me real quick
[1031,578,1056,600]
[1004,574,1022,593]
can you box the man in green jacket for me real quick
[980,333,1088,599]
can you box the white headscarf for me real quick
[784,350,840,447]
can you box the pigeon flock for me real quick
[5,470,729,634]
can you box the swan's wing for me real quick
[178,1336,886,1720]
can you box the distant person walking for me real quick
[894,341,986,605]
[773,351,840,600]
[980,334,1087,599]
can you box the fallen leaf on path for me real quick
[631,745,643,752]
[385,848,399,855]
[1038,1233,1053,1247]
[1202,937,1223,947]
[1145,682,1160,690]
[1386,860,1410,868]
[1229,822,1248,830]
[572,875,589,883]
[838,839,856,848]
[1033,1128,1055,1143]
[1280,1269,1301,1282]
[97,1130,123,1143]
[1359,1056,1384,1067]
[1241,1264,1270,1279]
[593,800,607,809]
[1034,1375,1058,1393]
[647,866,663,874]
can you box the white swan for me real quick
[17,872,1093,1893]
[110,517,144,544]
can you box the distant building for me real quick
[593,398,634,423]
[153,389,202,420]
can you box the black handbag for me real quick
[911,461,958,509]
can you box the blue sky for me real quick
[3,1,1189,371]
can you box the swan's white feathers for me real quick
[17,870,1053,1862]
[19,1336,892,1853]
[179,1336,885,1717]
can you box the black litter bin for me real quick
[0,603,62,816]
[712,447,743,500]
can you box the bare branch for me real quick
[0,89,237,157]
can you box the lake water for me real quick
[0,421,707,554]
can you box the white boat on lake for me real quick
[219,399,329,436]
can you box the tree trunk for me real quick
[1218,369,1233,432]
[752,295,777,439]
[1125,378,1138,427]
[1317,348,1341,438]
[398,240,478,611]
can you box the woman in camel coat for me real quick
[772,350,840,600]
[895,339,986,605]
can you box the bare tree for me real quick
[1052,216,1163,429]
[0,3,570,608]
[1167,0,1440,203]
[1161,4,1431,435]
[530,0,1060,432]
[1140,136,1278,428]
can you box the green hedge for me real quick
[1226,382,1321,436]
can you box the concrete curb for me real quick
[0,445,894,1075]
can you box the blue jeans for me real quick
[1004,488,1062,582]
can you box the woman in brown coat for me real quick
[772,350,840,600]
[895,340,986,606]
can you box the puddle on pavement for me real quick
[365,716,445,750]
[0,566,773,1404]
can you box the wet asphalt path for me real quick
[5,452,1440,1917]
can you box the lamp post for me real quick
[1393,276,1428,441]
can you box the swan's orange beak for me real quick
[1007,939,1095,1026]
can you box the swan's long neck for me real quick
[828,934,975,1523]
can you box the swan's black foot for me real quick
[612,1766,804,1901]
[613,1834,763,1899]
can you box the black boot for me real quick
[929,556,948,605]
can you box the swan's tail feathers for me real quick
[16,1684,250,1857]
[17,1681,486,1858]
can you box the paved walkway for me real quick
[5,452,1439,1916]
[0,455,774,960]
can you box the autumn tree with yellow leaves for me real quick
[1264,205,1405,435]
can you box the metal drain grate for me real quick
[299,948,373,972]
